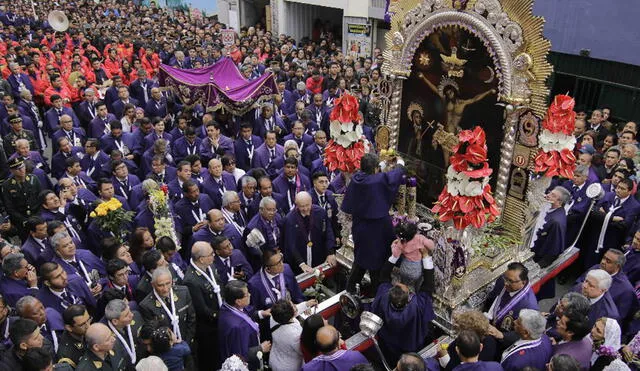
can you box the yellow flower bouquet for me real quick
[89,198,135,242]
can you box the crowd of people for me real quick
[0,0,638,371]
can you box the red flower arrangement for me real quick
[324,93,370,172]
[534,94,578,178]
[432,126,500,230]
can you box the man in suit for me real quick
[102,299,144,369]
[166,160,193,201]
[99,121,139,161]
[18,89,46,150]
[50,231,105,289]
[589,109,609,143]
[582,178,640,269]
[244,197,284,268]
[74,323,123,371]
[302,326,368,371]
[172,126,202,163]
[111,159,141,202]
[139,267,196,345]
[283,192,336,274]
[311,172,341,244]
[283,120,314,155]
[249,176,288,219]
[61,156,97,193]
[88,101,117,138]
[3,113,37,156]
[183,241,224,369]
[57,305,91,368]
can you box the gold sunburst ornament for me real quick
[419,52,431,67]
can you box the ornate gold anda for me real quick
[382,0,552,117]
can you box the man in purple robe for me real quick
[451,331,504,371]
[581,178,640,269]
[21,216,53,267]
[99,121,140,161]
[167,161,194,202]
[551,309,593,370]
[579,269,620,325]
[248,176,288,219]
[531,186,569,268]
[283,121,314,154]
[192,209,244,254]
[36,262,96,316]
[253,103,288,139]
[235,123,264,171]
[201,158,237,209]
[200,122,234,164]
[244,197,284,270]
[218,280,271,369]
[0,252,39,307]
[623,229,640,284]
[50,231,106,291]
[172,127,203,163]
[302,130,327,169]
[251,131,285,178]
[499,309,553,371]
[272,157,312,213]
[561,165,592,246]
[88,101,117,138]
[79,138,110,181]
[341,153,405,294]
[302,325,369,371]
[573,249,638,322]
[51,114,86,152]
[372,248,435,365]
[484,262,539,333]
[50,137,84,180]
[212,235,253,286]
[111,159,142,202]
[247,250,305,312]
[283,192,336,274]
[174,180,216,250]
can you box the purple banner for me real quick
[158,59,278,115]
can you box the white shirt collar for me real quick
[589,293,605,304]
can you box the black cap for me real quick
[8,114,21,123]
[8,157,24,169]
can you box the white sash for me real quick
[190,203,205,223]
[597,204,622,253]
[222,208,245,235]
[108,321,136,363]
[189,259,222,304]
[153,289,182,340]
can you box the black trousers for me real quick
[346,263,380,296]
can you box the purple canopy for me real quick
[158,59,277,115]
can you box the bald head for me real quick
[316,325,340,354]
[192,241,213,261]
[85,323,112,353]
[295,191,312,216]
[206,209,225,231]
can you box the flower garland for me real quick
[149,184,181,250]
[89,198,135,243]
[432,126,500,230]
[324,93,370,173]
[534,94,577,178]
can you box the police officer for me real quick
[183,241,223,370]
[57,305,91,369]
[2,158,41,238]
[76,323,124,371]
[3,113,37,156]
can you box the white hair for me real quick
[152,267,172,283]
[136,356,168,371]
[222,191,239,208]
[587,269,612,290]
[259,196,276,210]
[518,309,546,339]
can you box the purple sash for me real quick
[493,284,532,324]
[259,268,286,304]
[222,303,260,337]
